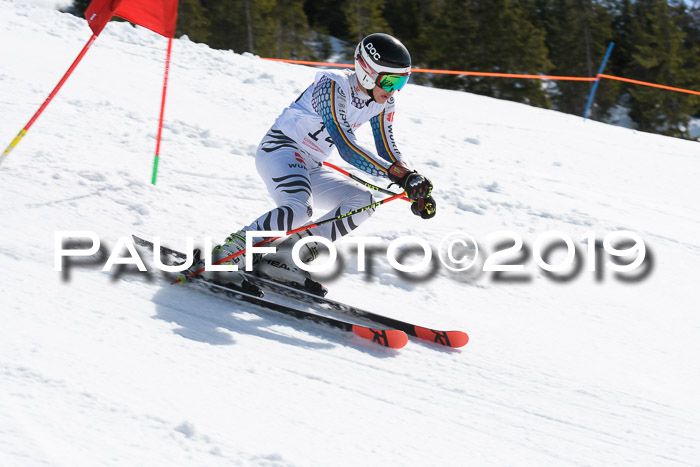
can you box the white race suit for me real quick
[243,69,410,244]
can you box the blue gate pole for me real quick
[584,42,615,121]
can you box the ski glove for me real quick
[388,161,433,201]
[411,196,437,219]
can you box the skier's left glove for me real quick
[388,161,432,201]
[411,196,437,219]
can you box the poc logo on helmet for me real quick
[365,42,381,61]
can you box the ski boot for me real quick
[255,230,328,296]
[185,230,263,297]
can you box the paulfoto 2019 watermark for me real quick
[54,229,652,283]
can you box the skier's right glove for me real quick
[388,161,433,201]
[411,196,437,219]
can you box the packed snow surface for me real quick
[1,1,699,465]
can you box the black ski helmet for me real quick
[354,33,411,91]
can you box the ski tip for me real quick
[414,327,469,348]
[351,325,408,349]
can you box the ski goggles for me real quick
[376,72,410,92]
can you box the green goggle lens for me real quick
[376,73,410,92]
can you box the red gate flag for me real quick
[85,0,124,35]
[2,0,180,170]
[114,0,178,38]
[86,0,178,38]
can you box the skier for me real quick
[198,33,436,294]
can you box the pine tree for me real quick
[251,0,283,56]
[176,0,211,44]
[677,0,700,121]
[343,0,392,42]
[304,0,350,41]
[383,0,439,71]
[270,0,314,59]
[538,0,617,119]
[200,0,249,52]
[623,0,700,138]
[429,0,552,107]
[425,0,478,90]
[609,0,635,76]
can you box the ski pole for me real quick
[173,191,406,284]
[322,161,410,201]
[324,161,436,218]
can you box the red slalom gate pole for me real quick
[173,191,407,284]
[151,36,173,185]
[1,34,98,167]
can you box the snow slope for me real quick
[1,1,699,465]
